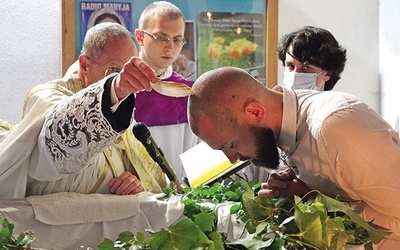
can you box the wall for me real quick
[0,0,397,129]
[0,0,61,123]
[380,0,400,129]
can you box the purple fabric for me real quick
[134,71,193,127]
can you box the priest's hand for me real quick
[258,167,310,197]
[108,171,144,195]
[168,179,183,194]
[114,57,158,100]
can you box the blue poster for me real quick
[77,1,132,55]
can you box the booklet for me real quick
[179,141,250,187]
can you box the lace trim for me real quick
[41,81,118,174]
[0,119,16,131]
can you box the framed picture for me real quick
[62,0,278,87]
[172,21,197,81]
[79,1,133,46]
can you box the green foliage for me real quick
[97,181,390,250]
[230,187,390,250]
[0,216,35,249]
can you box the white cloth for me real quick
[0,85,57,198]
[0,193,183,249]
[149,123,200,180]
[26,192,140,225]
[214,202,249,240]
[0,193,243,250]
[276,85,400,247]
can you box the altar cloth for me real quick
[0,192,246,249]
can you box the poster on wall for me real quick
[65,0,273,85]
[173,21,197,82]
[78,1,132,53]
[197,12,265,83]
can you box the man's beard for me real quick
[249,126,280,169]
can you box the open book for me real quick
[179,141,250,187]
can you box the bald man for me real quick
[188,66,400,248]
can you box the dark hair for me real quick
[95,13,121,25]
[277,26,347,90]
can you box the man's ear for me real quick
[78,54,89,73]
[324,71,332,82]
[244,101,266,122]
[134,29,144,45]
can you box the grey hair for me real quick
[138,1,185,30]
[81,22,138,61]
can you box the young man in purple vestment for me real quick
[133,1,200,180]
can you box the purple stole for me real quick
[134,71,193,127]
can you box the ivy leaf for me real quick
[97,238,119,250]
[208,231,225,250]
[194,212,215,233]
[227,237,275,250]
[241,185,274,220]
[224,190,240,201]
[115,231,135,243]
[136,231,146,244]
[323,217,351,248]
[294,206,325,248]
[253,221,268,235]
[0,216,35,248]
[149,219,212,250]
[330,230,355,250]
[14,231,35,247]
[183,198,202,220]
[229,203,241,214]
[0,227,12,241]
[315,193,391,244]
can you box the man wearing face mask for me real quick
[242,26,347,183]
[278,26,347,91]
[261,26,348,195]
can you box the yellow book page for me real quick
[179,141,237,187]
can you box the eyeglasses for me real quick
[87,56,121,77]
[141,30,186,46]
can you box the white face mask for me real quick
[283,71,323,91]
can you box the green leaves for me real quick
[2,180,390,249]
[149,219,213,250]
[294,205,325,248]
[314,193,391,245]
[194,212,215,232]
[231,189,390,250]
[241,185,275,221]
[98,181,391,249]
[0,216,35,249]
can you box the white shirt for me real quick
[277,85,400,245]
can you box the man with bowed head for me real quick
[243,26,348,183]
[188,66,400,248]
[0,22,169,198]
